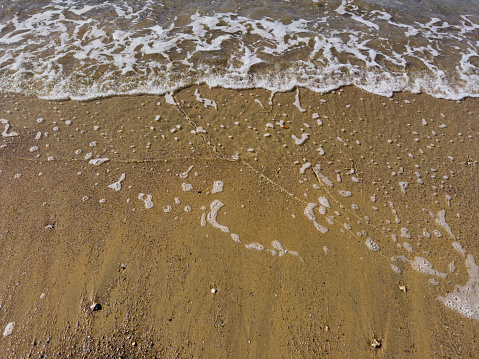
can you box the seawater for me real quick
[0,0,478,100]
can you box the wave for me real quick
[0,0,478,100]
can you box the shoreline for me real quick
[0,85,478,357]
[4,83,479,103]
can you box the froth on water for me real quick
[0,0,478,99]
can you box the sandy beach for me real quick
[0,86,478,357]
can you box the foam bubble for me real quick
[212,180,224,194]
[313,165,334,187]
[108,173,125,191]
[194,89,217,109]
[165,94,176,105]
[304,203,328,233]
[435,209,456,239]
[399,181,408,194]
[271,240,285,257]
[2,322,14,337]
[409,257,447,278]
[365,237,380,251]
[318,196,330,208]
[438,254,479,320]
[138,193,154,209]
[179,165,194,179]
[1,3,478,100]
[452,242,467,257]
[293,88,306,112]
[182,183,193,191]
[292,133,309,145]
[245,242,264,251]
[0,119,18,137]
[401,227,411,239]
[391,264,402,274]
[89,158,109,166]
[207,200,229,233]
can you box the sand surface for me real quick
[0,86,478,357]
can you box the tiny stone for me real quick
[90,303,102,311]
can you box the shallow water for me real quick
[0,0,478,99]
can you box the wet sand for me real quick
[0,86,478,357]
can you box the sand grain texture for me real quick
[0,87,478,357]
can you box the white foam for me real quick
[108,173,125,191]
[313,165,334,187]
[165,94,176,105]
[438,254,479,320]
[452,242,466,257]
[182,183,193,191]
[400,227,411,239]
[304,203,328,233]
[435,209,456,239]
[271,240,285,257]
[254,99,264,108]
[194,89,217,109]
[403,242,414,253]
[212,180,224,194]
[318,196,330,208]
[337,137,347,146]
[299,162,311,174]
[1,5,478,100]
[245,242,264,251]
[89,158,109,165]
[391,264,402,274]
[365,237,380,251]
[446,194,452,207]
[138,193,154,209]
[179,165,194,179]
[409,257,447,278]
[0,119,19,137]
[304,203,317,221]
[207,200,229,233]
[231,233,241,242]
[399,181,408,194]
[2,322,14,337]
[292,133,309,145]
[339,190,352,197]
[293,87,306,112]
